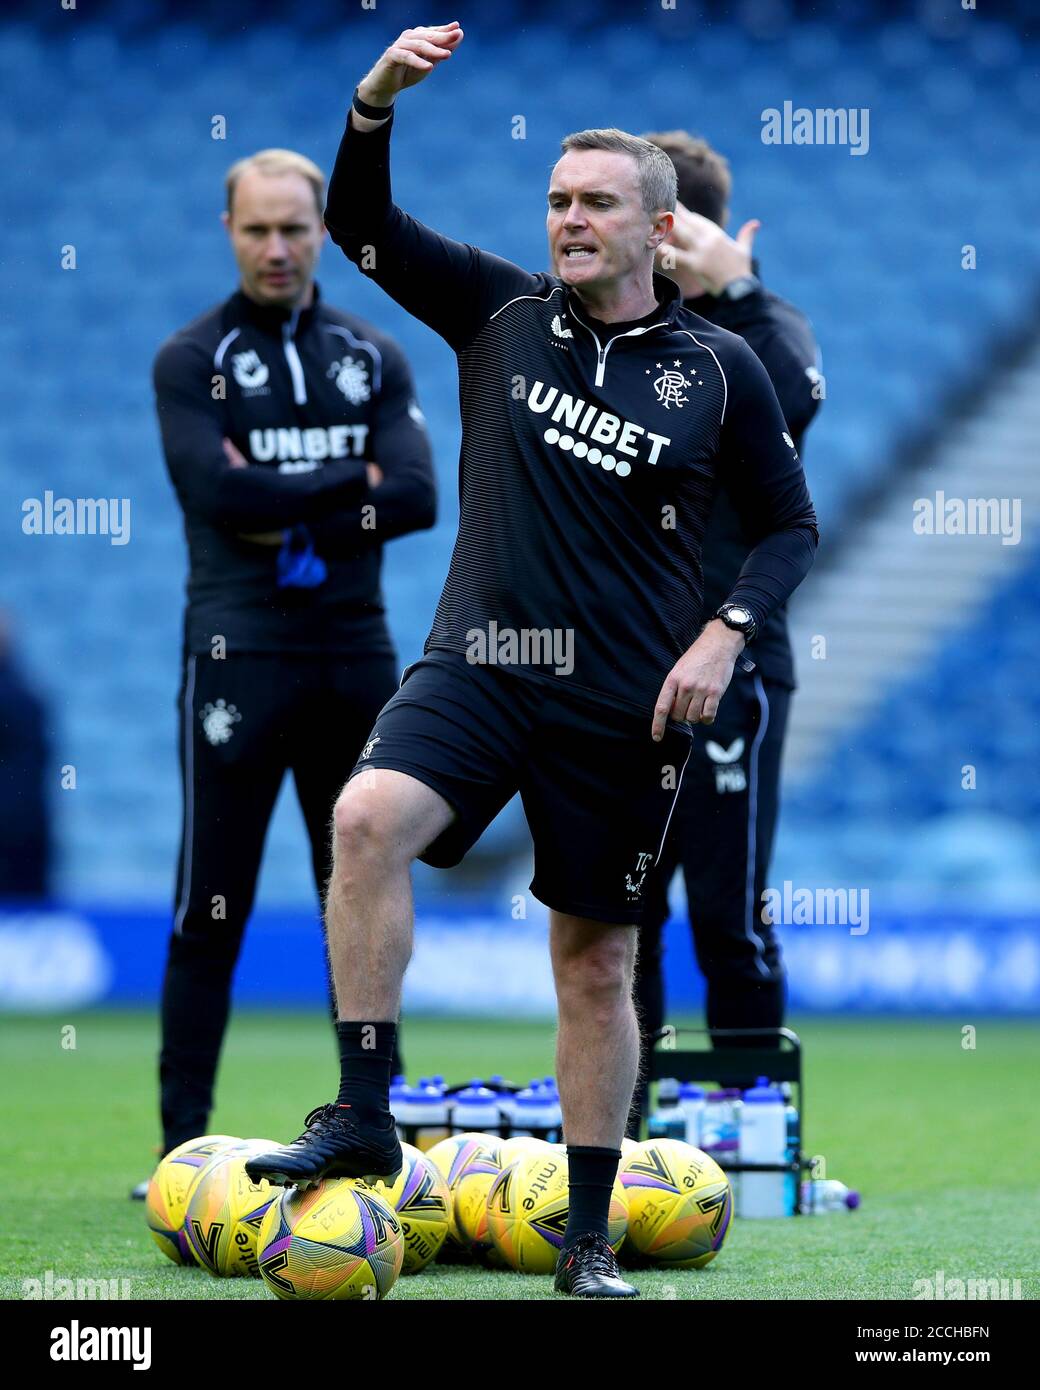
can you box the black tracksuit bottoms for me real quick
[628,673,791,1135]
[159,650,399,1153]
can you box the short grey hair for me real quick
[559,127,678,214]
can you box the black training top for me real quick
[153,285,436,657]
[325,108,818,716]
[686,278,822,689]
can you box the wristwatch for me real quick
[714,603,757,643]
[721,274,761,302]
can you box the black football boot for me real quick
[554,1233,641,1298]
[244,1103,402,1188]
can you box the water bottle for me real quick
[394,1079,450,1152]
[533,1082,562,1142]
[800,1179,861,1213]
[679,1083,706,1148]
[509,1086,536,1137]
[648,1078,686,1140]
[738,1077,787,1218]
[538,1079,564,1144]
[512,1085,557,1141]
[450,1080,500,1136]
[782,1087,800,1216]
[701,1088,742,1205]
[486,1075,513,1136]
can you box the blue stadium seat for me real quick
[4,3,1039,901]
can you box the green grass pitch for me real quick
[2,1011,1037,1301]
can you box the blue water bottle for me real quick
[782,1084,800,1215]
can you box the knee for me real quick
[554,926,636,1013]
[332,781,398,871]
[635,921,664,976]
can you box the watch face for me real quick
[725,276,757,300]
[726,606,752,626]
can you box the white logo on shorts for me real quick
[706,738,747,794]
[360,736,381,760]
[200,699,241,745]
[706,738,745,764]
[625,850,654,900]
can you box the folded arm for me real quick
[153,337,370,533]
[308,341,437,555]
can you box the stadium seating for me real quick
[3,1,1038,901]
[779,547,1040,898]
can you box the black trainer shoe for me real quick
[554,1233,641,1298]
[243,1103,402,1189]
[129,1179,149,1201]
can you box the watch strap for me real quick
[714,603,758,642]
[722,274,761,302]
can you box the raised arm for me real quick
[324,22,542,351]
[659,203,821,444]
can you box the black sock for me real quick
[159,932,238,1153]
[334,1021,397,1125]
[564,1145,621,1248]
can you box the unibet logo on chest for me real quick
[248,424,369,463]
[526,381,670,480]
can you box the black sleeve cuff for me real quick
[352,87,395,121]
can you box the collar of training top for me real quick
[565,270,683,339]
[228,281,324,334]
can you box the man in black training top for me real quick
[148,147,435,1190]
[626,131,823,1133]
[246,24,818,1299]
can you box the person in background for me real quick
[629,130,823,1133]
[137,147,436,1196]
[0,611,52,900]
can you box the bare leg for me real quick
[550,912,640,1146]
[243,769,457,1187]
[327,768,455,1021]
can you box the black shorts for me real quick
[347,650,693,924]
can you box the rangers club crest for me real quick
[648,360,691,409]
[328,354,371,405]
